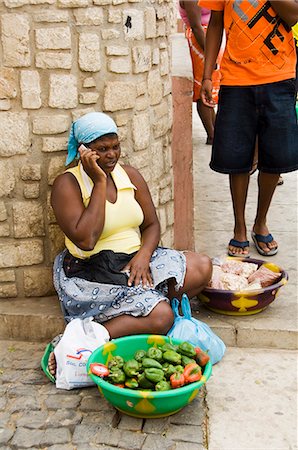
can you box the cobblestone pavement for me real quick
[0,340,208,450]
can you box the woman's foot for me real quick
[48,351,57,377]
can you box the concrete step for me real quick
[0,296,65,342]
[0,294,296,349]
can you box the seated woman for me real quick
[48,112,212,375]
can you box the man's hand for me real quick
[201,79,216,108]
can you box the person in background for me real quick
[200,0,298,257]
[178,0,222,145]
[47,112,212,376]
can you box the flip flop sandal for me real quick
[228,239,250,257]
[41,342,56,383]
[40,334,63,383]
[251,231,278,256]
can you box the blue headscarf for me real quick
[66,112,118,165]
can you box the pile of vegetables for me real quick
[89,341,210,391]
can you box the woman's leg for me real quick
[197,100,215,144]
[103,301,174,339]
[168,252,212,300]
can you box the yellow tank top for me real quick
[64,162,144,258]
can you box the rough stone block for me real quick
[48,155,66,185]
[42,137,68,153]
[157,21,166,37]
[1,13,30,67]
[151,140,164,179]
[163,78,171,96]
[157,206,167,234]
[79,92,100,104]
[32,115,70,135]
[23,183,40,199]
[0,99,11,111]
[0,240,44,268]
[93,0,111,3]
[21,164,41,181]
[166,201,174,226]
[0,112,30,157]
[114,112,129,126]
[74,7,104,25]
[135,95,149,111]
[160,50,169,75]
[136,81,147,96]
[101,29,120,40]
[36,52,72,69]
[72,108,95,121]
[23,267,55,297]
[132,46,151,73]
[108,9,122,23]
[49,74,78,109]
[152,47,160,65]
[83,77,96,88]
[79,33,101,72]
[48,224,65,262]
[0,284,18,298]
[20,71,41,109]
[0,68,17,100]
[35,27,71,50]
[106,46,129,56]
[160,227,173,248]
[0,270,15,282]
[0,222,10,237]
[5,0,55,5]
[117,125,127,141]
[33,10,68,22]
[160,185,172,204]
[58,0,88,6]
[13,201,45,238]
[145,7,156,39]
[104,81,136,112]
[123,9,144,41]
[47,192,56,224]
[107,57,130,73]
[0,202,7,222]
[128,150,148,168]
[148,70,163,105]
[0,160,15,198]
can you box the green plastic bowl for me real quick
[87,334,212,419]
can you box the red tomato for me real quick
[90,363,109,378]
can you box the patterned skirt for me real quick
[53,247,186,323]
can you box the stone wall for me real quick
[0,0,176,299]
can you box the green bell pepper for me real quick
[181,355,197,366]
[161,342,178,352]
[134,349,146,362]
[178,342,196,358]
[162,363,177,379]
[146,347,163,362]
[108,355,124,370]
[125,378,139,389]
[138,372,155,389]
[142,358,163,369]
[163,350,181,365]
[174,365,184,374]
[123,359,139,377]
[144,368,164,384]
[108,369,126,384]
[155,380,171,391]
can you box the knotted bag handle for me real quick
[181,293,192,319]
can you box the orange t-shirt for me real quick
[199,0,296,85]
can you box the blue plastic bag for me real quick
[167,294,226,365]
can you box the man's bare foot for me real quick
[48,351,57,377]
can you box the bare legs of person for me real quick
[197,100,215,145]
[228,172,279,256]
[48,252,212,376]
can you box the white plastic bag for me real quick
[54,317,110,390]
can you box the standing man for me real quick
[200,0,298,257]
